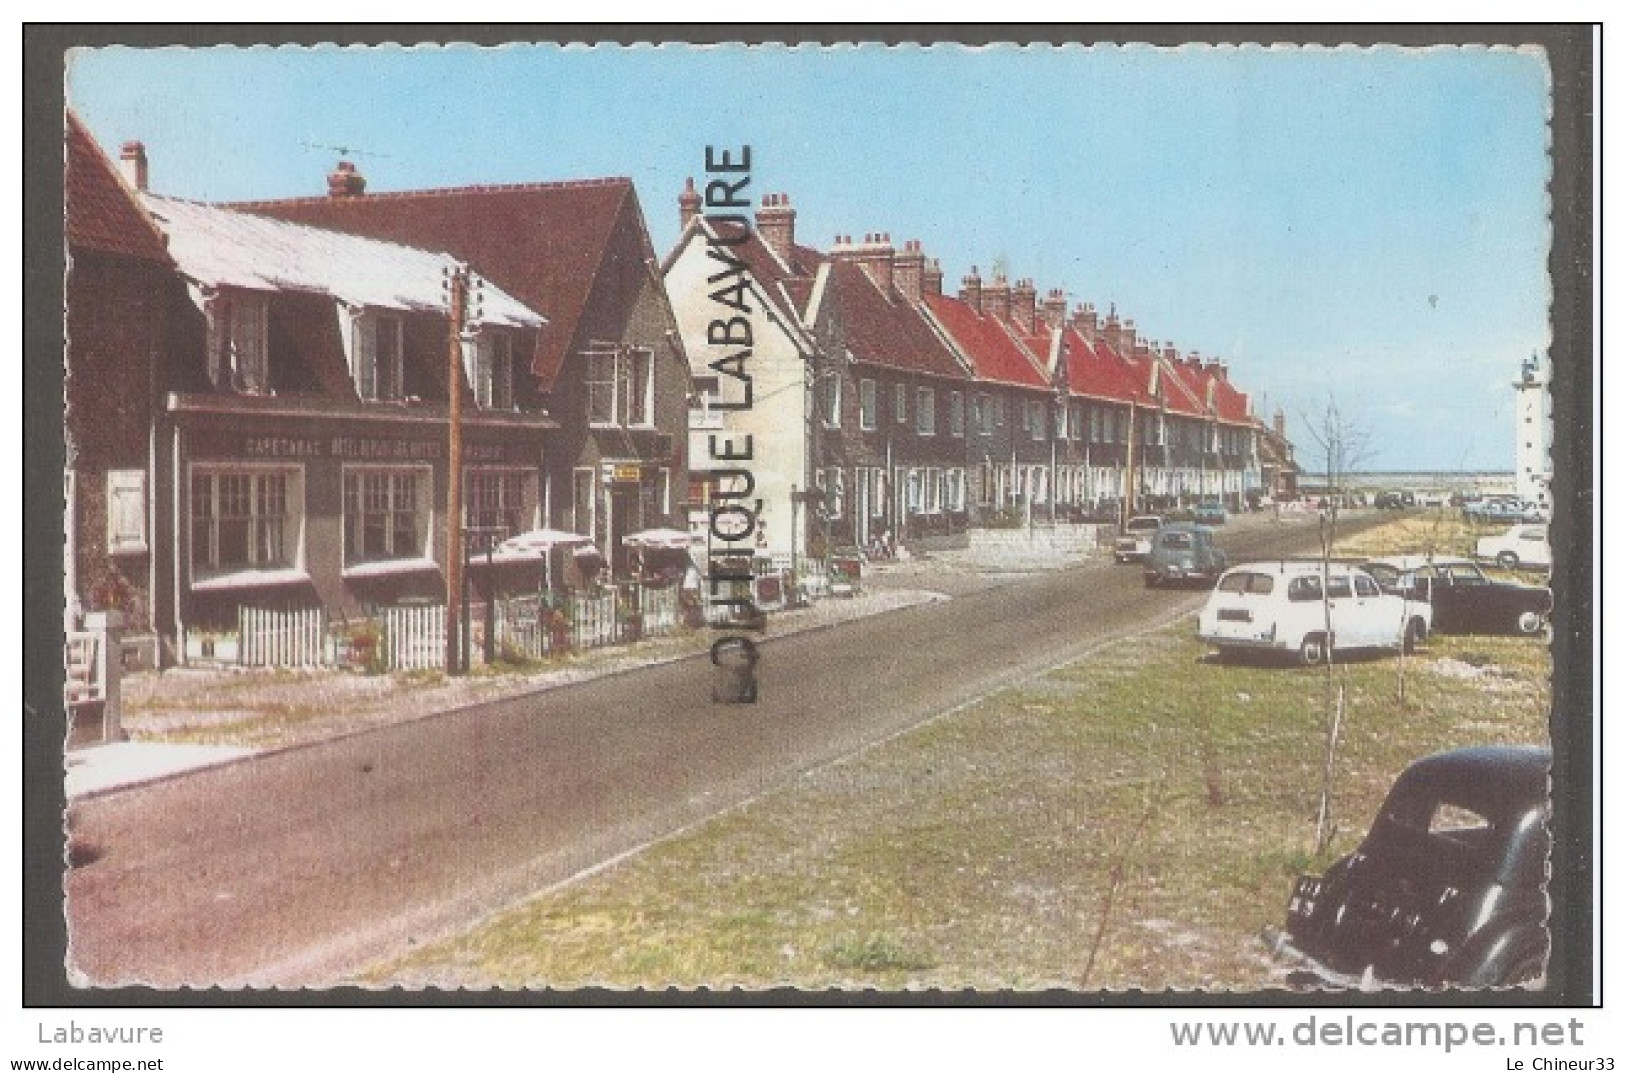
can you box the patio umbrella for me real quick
[621,527,696,550]
[474,527,595,593]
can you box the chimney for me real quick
[119,141,149,192]
[1205,359,1227,381]
[1041,288,1068,331]
[1132,332,1152,362]
[679,176,702,231]
[922,257,944,297]
[959,265,983,313]
[841,232,894,294]
[327,159,366,198]
[1102,306,1122,351]
[1011,278,1038,333]
[893,239,927,303]
[984,274,1011,321]
[1162,344,1178,365]
[756,192,796,261]
[1274,408,1286,439]
[1071,302,1100,342]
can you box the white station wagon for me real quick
[1197,560,1433,665]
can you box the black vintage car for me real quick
[1271,745,1550,989]
[1359,555,1552,635]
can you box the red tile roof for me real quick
[234,178,643,391]
[1154,356,1208,418]
[65,112,171,264]
[1061,330,1149,405]
[833,263,969,381]
[921,294,1049,390]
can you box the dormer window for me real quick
[477,330,516,410]
[208,291,269,394]
[353,311,404,402]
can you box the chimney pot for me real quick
[893,237,927,303]
[327,158,367,198]
[118,140,149,192]
[755,188,797,261]
[679,176,702,230]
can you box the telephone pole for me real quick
[444,265,468,674]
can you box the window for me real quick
[1069,402,1083,440]
[626,348,653,426]
[1029,400,1046,441]
[587,351,618,425]
[191,470,294,574]
[969,394,984,436]
[477,332,516,410]
[107,469,147,555]
[817,467,845,518]
[859,379,877,430]
[949,391,965,438]
[573,467,598,539]
[1054,400,1068,440]
[343,469,427,564]
[209,292,270,393]
[468,470,531,538]
[916,387,936,436]
[820,374,842,428]
[584,346,654,426]
[894,382,908,424]
[945,468,966,512]
[353,312,404,402]
[990,395,1005,427]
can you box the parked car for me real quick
[1114,514,1165,563]
[1192,499,1228,525]
[1196,560,1431,665]
[1270,745,1551,989]
[1374,490,1409,509]
[1358,555,1552,636]
[1143,523,1227,588]
[1464,497,1543,525]
[1475,524,1552,571]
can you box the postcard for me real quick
[36,26,1592,1047]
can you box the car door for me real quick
[1349,571,1396,647]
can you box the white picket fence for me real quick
[381,603,447,672]
[211,585,688,673]
[238,605,328,668]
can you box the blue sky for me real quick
[66,42,1553,472]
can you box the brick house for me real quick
[64,112,183,664]
[140,189,550,658]
[239,173,690,577]
[921,269,1062,523]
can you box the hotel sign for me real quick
[195,432,529,465]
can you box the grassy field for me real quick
[367,515,1552,992]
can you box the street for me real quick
[66,516,1360,987]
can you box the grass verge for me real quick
[369,613,1550,991]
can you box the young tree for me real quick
[1298,396,1373,854]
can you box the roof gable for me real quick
[65,112,171,264]
[832,263,969,381]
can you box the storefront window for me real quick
[343,469,426,563]
[191,470,293,573]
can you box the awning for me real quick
[190,567,312,592]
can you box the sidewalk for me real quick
[76,586,952,798]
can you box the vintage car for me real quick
[1464,497,1544,525]
[1359,555,1552,636]
[1196,560,1431,665]
[1113,514,1165,563]
[1270,745,1551,989]
[1475,524,1552,571]
[1192,499,1228,525]
[1144,523,1227,588]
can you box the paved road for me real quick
[66,515,1363,986]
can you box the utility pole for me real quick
[444,265,468,674]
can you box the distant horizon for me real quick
[65,39,1554,472]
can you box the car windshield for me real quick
[1160,533,1193,550]
[1218,572,1274,595]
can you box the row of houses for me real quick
[65,113,1297,668]
[666,192,1295,558]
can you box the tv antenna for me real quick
[302,141,393,161]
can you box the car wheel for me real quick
[1497,551,1520,570]
[1516,610,1546,635]
[1298,633,1329,666]
[1403,617,1427,654]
